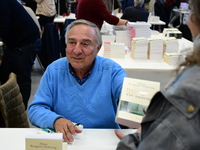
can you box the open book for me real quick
[115,77,160,128]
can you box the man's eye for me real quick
[82,43,89,47]
[69,42,75,45]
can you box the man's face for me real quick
[66,24,100,72]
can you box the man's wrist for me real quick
[125,21,128,26]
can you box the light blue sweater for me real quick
[28,56,126,129]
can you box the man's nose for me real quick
[73,43,82,53]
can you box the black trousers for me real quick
[0,39,41,109]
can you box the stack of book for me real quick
[148,16,160,22]
[102,35,116,43]
[131,38,149,60]
[163,53,184,66]
[148,38,164,61]
[127,22,151,52]
[103,42,125,58]
[163,37,179,53]
[115,30,129,47]
[110,42,126,58]
[114,25,129,47]
[128,22,151,38]
[103,42,111,58]
[163,28,182,39]
[114,23,151,53]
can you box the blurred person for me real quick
[23,0,37,12]
[76,0,128,29]
[35,0,57,29]
[122,0,149,11]
[28,19,127,142]
[144,0,155,15]
[115,0,200,149]
[103,0,113,13]
[23,5,42,36]
[0,0,41,109]
[55,0,68,37]
[164,0,177,27]
[122,0,134,11]
[118,0,125,12]
[154,0,176,29]
[121,0,149,22]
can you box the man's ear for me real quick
[97,44,102,53]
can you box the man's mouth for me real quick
[74,57,82,60]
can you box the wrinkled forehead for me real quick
[69,24,96,35]
[67,24,97,43]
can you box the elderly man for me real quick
[28,19,127,142]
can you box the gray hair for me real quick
[134,0,144,7]
[65,19,102,47]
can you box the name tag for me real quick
[26,133,63,150]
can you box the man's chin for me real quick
[71,63,84,69]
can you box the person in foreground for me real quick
[115,0,200,149]
[28,19,126,142]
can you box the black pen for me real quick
[74,123,80,127]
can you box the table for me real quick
[0,128,136,150]
[54,13,76,23]
[169,8,189,28]
[173,8,189,14]
[99,50,175,89]
[98,37,193,89]
[147,20,166,26]
[148,20,166,32]
[115,12,166,32]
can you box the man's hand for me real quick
[136,125,141,133]
[115,125,141,140]
[114,129,125,140]
[54,118,82,143]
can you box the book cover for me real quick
[115,77,160,128]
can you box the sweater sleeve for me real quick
[28,67,64,129]
[111,62,127,102]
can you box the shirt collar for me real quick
[68,59,96,85]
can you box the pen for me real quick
[74,123,80,127]
[47,129,53,133]
[42,128,55,133]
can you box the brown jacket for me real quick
[0,73,29,127]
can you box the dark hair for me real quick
[176,0,200,73]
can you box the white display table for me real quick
[0,128,136,150]
[98,37,193,89]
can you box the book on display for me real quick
[115,77,160,128]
